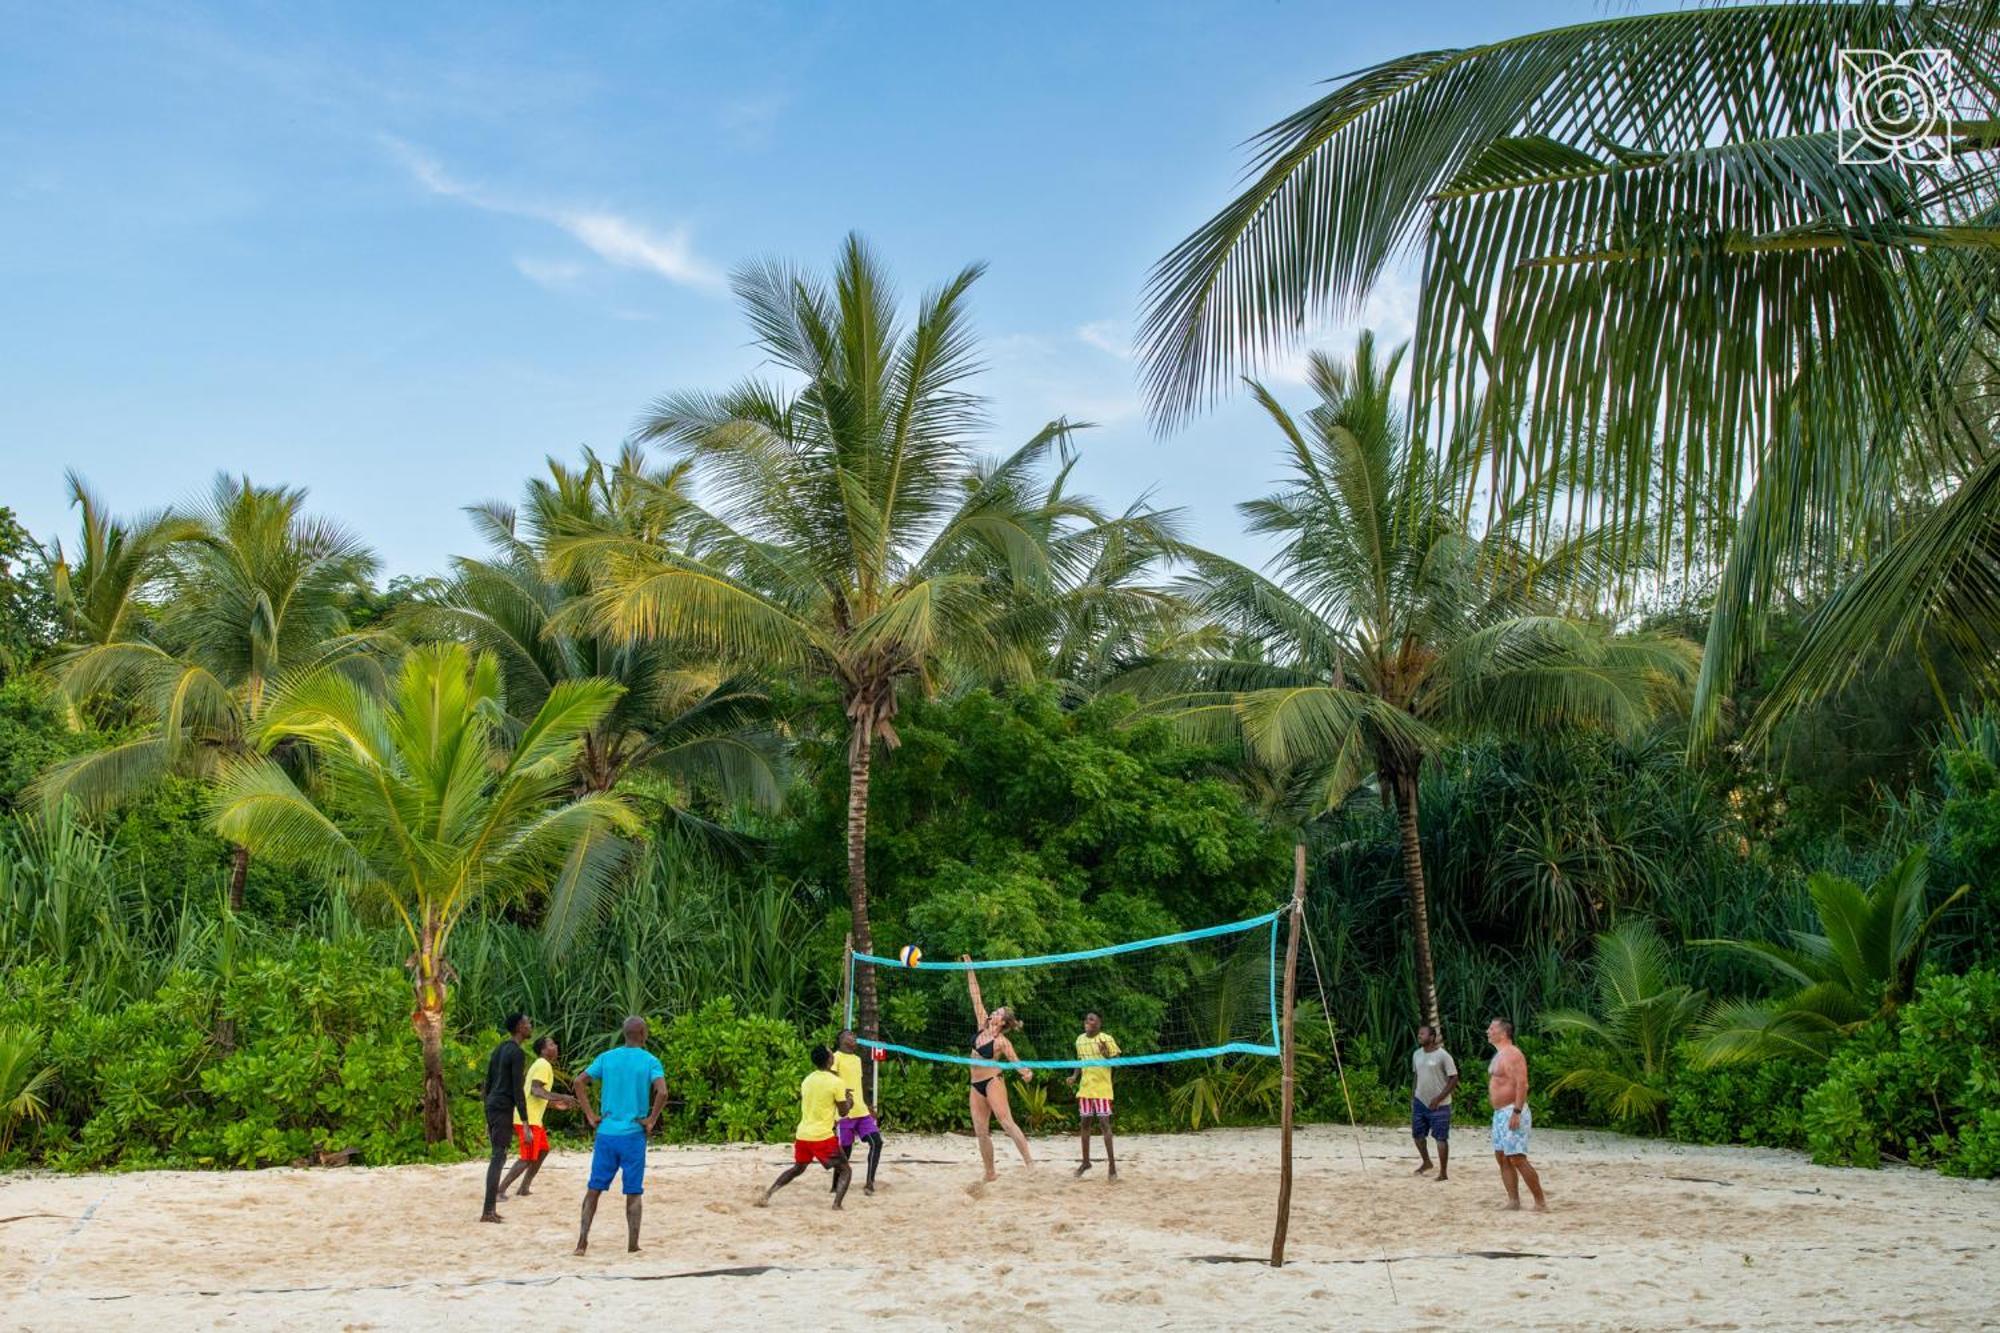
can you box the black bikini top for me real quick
[973,1032,996,1060]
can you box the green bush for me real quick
[655,996,809,1142]
[1804,967,2000,1177]
[15,939,483,1171]
[1665,1050,1820,1150]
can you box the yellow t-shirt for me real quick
[515,1056,555,1128]
[832,1050,872,1120]
[797,1068,846,1141]
[1075,1032,1120,1100]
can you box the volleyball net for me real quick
[846,909,1284,1069]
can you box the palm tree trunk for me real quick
[1389,765,1441,1033]
[227,843,249,913]
[846,725,879,1045]
[410,921,453,1145]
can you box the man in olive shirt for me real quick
[480,1012,533,1222]
[1411,1023,1459,1181]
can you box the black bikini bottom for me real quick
[971,1077,995,1097]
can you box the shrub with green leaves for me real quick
[654,997,808,1142]
[17,939,482,1171]
[1665,1051,1821,1150]
[1804,967,2000,1177]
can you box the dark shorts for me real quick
[1412,1096,1452,1142]
[587,1130,647,1194]
[835,1115,879,1150]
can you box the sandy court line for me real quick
[1,1125,1995,1330]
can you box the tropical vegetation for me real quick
[2,0,1999,1183]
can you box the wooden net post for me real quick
[1271,840,1307,1268]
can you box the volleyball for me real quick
[898,944,923,967]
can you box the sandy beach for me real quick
[2,1124,1995,1330]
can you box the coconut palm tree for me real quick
[410,448,786,949]
[213,642,638,1142]
[36,476,383,909]
[1542,921,1707,1132]
[1695,847,1969,1065]
[566,234,1070,1041]
[1137,2,2000,745]
[43,472,203,686]
[0,1026,54,1157]
[1129,335,1697,1030]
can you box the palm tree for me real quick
[568,234,1069,1040]
[1695,847,1969,1065]
[0,1026,54,1157]
[1130,335,1697,1030]
[411,448,786,948]
[44,472,203,683]
[213,642,638,1141]
[1542,921,1707,1132]
[36,475,382,909]
[1137,3,2000,745]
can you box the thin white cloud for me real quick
[1265,267,1422,387]
[717,94,786,150]
[513,255,587,288]
[1074,319,1132,360]
[386,138,723,292]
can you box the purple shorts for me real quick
[836,1114,879,1150]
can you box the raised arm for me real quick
[530,1073,575,1111]
[961,956,988,1028]
[994,1034,1034,1082]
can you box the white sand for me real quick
[2,1125,1995,1330]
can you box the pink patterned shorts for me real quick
[1077,1097,1114,1118]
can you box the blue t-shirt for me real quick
[585,1045,664,1138]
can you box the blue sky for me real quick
[0,0,1596,577]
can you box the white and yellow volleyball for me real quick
[897,944,923,967]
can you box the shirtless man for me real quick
[1485,1017,1547,1212]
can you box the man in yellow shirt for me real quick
[1069,1011,1120,1179]
[499,1034,574,1200]
[832,1029,884,1195]
[757,1044,854,1210]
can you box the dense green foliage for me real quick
[2,232,1994,1181]
[1803,968,2000,1178]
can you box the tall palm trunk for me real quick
[1388,764,1441,1033]
[227,843,249,913]
[409,920,453,1144]
[846,726,878,1045]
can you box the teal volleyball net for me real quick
[846,909,1283,1069]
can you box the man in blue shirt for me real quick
[572,1015,668,1255]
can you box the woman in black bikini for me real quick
[962,956,1034,1180]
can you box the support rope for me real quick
[1301,917,1398,1305]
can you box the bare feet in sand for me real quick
[1075,1162,1094,1178]
[479,1211,504,1223]
[573,1242,588,1256]
[1415,1162,1433,1175]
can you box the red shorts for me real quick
[793,1136,841,1166]
[515,1123,549,1162]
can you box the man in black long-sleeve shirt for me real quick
[481,1013,533,1222]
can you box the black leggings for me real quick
[482,1103,512,1213]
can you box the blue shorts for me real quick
[1411,1097,1452,1141]
[1491,1105,1532,1157]
[587,1130,647,1195]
